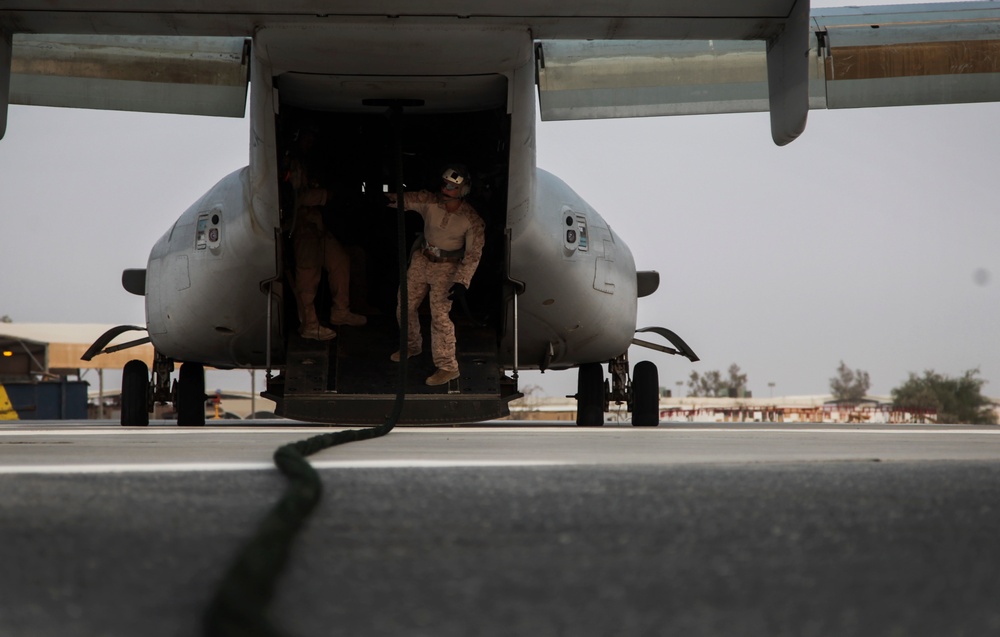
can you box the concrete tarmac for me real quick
[2,420,1000,636]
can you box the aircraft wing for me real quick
[3,2,1000,144]
[7,34,249,118]
[0,0,808,143]
[537,3,1000,120]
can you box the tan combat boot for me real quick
[389,347,422,362]
[425,368,460,386]
[330,308,367,326]
[299,323,337,341]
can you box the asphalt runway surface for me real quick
[2,420,1000,636]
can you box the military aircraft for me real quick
[3,1,999,426]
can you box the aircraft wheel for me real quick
[121,359,150,427]
[176,362,206,426]
[576,362,605,427]
[631,361,660,427]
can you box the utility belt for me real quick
[421,242,464,264]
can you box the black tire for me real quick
[631,361,660,427]
[176,362,206,426]
[121,360,150,427]
[576,362,605,426]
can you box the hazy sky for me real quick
[1,0,997,400]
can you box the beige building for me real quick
[0,323,153,376]
[1,323,154,418]
[507,394,957,424]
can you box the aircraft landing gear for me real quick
[575,362,607,426]
[120,359,150,427]
[576,353,661,427]
[176,362,206,426]
[630,360,660,427]
[612,353,662,426]
[120,353,204,425]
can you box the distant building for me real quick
[1,323,153,419]
[507,394,943,424]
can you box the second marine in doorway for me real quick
[284,126,367,341]
[387,166,486,386]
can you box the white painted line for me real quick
[2,426,998,440]
[0,462,274,474]
[649,428,1000,435]
[311,459,573,469]
[368,426,1000,435]
[0,427,352,437]
[0,459,573,475]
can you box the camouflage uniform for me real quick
[396,190,486,373]
[287,156,351,333]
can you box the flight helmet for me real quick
[441,165,471,198]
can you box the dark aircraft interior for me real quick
[266,98,518,421]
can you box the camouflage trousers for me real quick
[397,250,459,373]
[292,208,350,327]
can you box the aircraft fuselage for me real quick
[139,24,642,421]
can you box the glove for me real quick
[448,283,467,302]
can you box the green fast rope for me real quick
[202,112,411,636]
[201,425,395,637]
